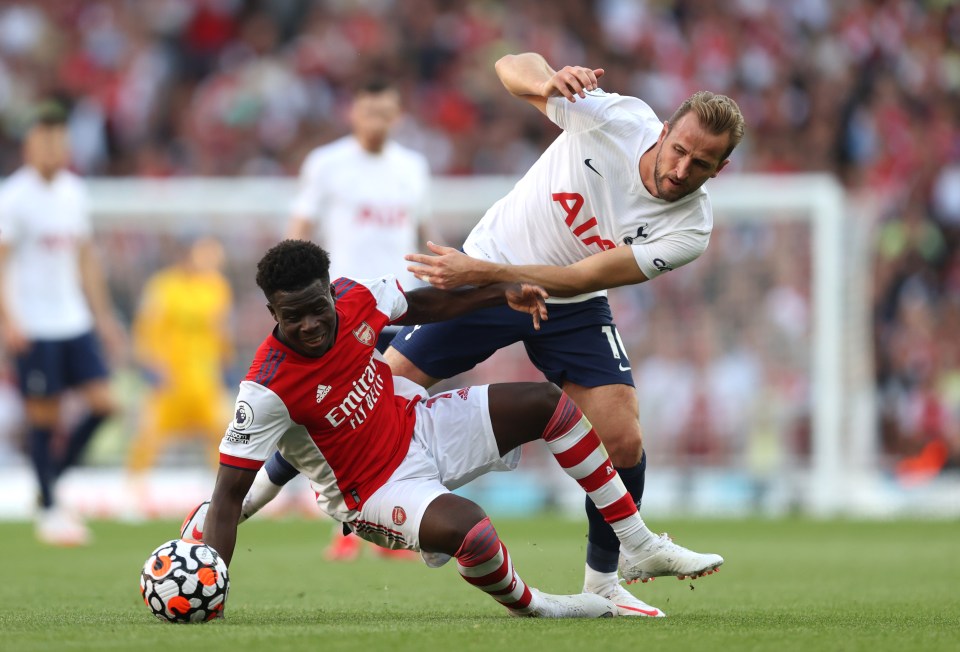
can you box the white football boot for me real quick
[179,500,209,541]
[619,533,723,583]
[511,589,616,618]
[36,508,91,547]
[588,582,665,617]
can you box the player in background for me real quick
[0,101,125,546]
[189,240,721,619]
[288,77,431,348]
[285,78,432,560]
[387,52,745,617]
[124,236,233,516]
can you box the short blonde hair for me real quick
[668,91,745,161]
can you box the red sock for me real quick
[455,517,534,614]
[542,393,648,547]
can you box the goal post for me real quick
[85,173,868,517]
[708,174,850,516]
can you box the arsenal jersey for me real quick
[218,276,423,521]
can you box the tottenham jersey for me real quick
[290,136,430,289]
[219,276,425,522]
[0,167,94,338]
[464,90,713,302]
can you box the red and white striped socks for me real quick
[455,517,536,615]
[542,393,653,552]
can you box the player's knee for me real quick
[91,400,117,420]
[602,430,644,467]
[82,381,117,417]
[384,348,436,387]
[420,495,487,556]
[534,382,564,418]
[454,513,499,563]
[96,399,117,418]
[24,399,61,427]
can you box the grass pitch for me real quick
[1,516,956,652]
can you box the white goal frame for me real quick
[88,173,857,516]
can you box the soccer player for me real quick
[0,101,125,546]
[386,52,745,617]
[288,77,431,349]
[124,236,233,514]
[287,77,431,559]
[194,240,721,619]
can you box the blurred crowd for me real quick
[0,0,958,477]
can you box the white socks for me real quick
[583,564,619,593]
[239,466,283,523]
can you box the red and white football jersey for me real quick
[219,275,423,522]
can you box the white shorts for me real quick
[348,385,521,558]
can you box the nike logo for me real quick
[619,364,632,372]
[584,158,603,178]
[616,603,662,617]
[191,524,204,541]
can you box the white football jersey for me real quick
[0,167,94,338]
[290,136,430,289]
[463,90,712,302]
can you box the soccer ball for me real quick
[140,538,229,623]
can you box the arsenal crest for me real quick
[353,322,375,346]
[392,506,407,526]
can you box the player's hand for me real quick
[505,283,549,330]
[542,66,605,102]
[98,315,128,367]
[1,320,29,354]
[406,242,491,289]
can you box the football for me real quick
[140,538,229,623]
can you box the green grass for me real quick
[1,517,957,652]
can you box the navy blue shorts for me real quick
[14,330,110,397]
[391,296,634,388]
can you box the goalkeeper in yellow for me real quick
[125,237,233,512]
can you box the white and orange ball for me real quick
[140,538,229,623]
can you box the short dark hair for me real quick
[354,78,396,97]
[32,100,69,127]
[256,240,331,298]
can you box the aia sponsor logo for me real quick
[353,322,375,346]
[392,506,407,526]
[552,192,617,252]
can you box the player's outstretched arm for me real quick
[495,52,604,114]
[406,242,502,289]
[408,242,649,297]
[204,465,256,567]
[398,282,549,330]
[79,240,127,363]
[0,243,28,354]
